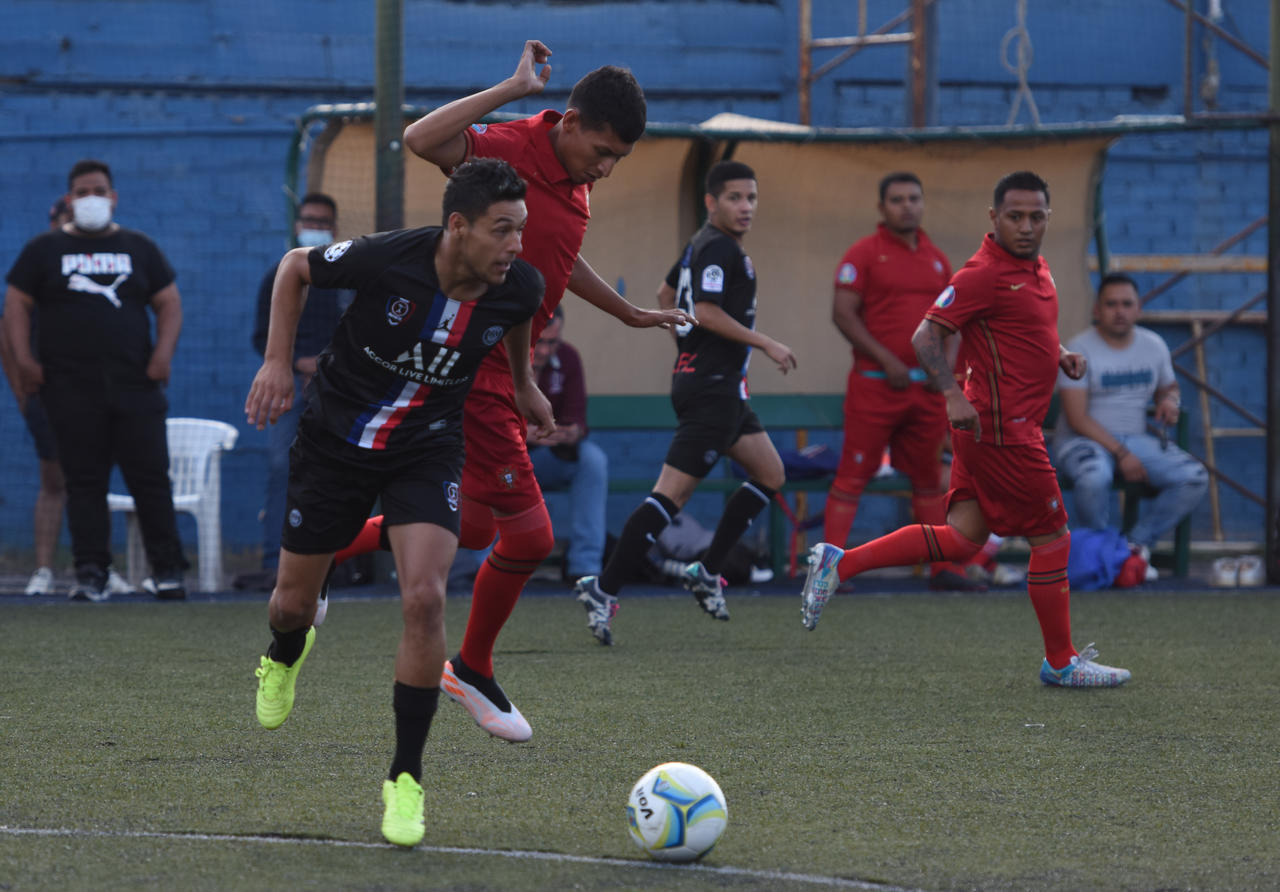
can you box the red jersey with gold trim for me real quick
[834,223,951,371]
[460,110,591,386]
[924,233,1060,446]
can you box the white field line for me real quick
[0,825,922,891]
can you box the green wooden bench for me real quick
[585,393,1192,579]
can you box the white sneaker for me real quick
[106,568,136,595]
[1236,555,1264,587]
[1210,557,1240,588]
[1040,644,1131,688]
[440,659,532,743]
[800,542,844,631]
[24,566,54,597]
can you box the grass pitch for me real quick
[1,585,1277,891]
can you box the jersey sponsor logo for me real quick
[61,252,133,276]
[482,324,504,346]
[324,239,353,262]
[387,296,415,326]
[445,481,459,512]
[366,345,469,386]
[934,285,955,308]
[67,272,128,308]
[700,264,725,293]
[743,255,755,280]
[471,123,488,134]
[836,262,857,285]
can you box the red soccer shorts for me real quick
[835,374,948,489]
[460,367,545,515]
[947,430,1068,537]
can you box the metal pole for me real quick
[1184,0,1194,118]
[798,0,812,126]
[1267,0,1280,581]
[910,0,927,128]
[374,0,404,232]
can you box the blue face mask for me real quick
[297,228,333,247]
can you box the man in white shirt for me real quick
[1054,273,1208,554]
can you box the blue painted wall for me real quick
[0,0,1268,566]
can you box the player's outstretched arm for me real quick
[503,320,556,439]
[693,301,796,374]
[569,254,690,329]
[246,248,310,430]
[403,40,553,169]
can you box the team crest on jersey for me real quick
[471,123,488,134]
[700,264,725,293]
[498,466,518,489]
[934,286,955,308]
[482,325,504,346]
[444,481,459,512]
[837,263,857,285]
[324,239,353,262]
[386,296,415,326]
[743,255,755,280]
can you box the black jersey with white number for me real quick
[664,223,757,399]
[5,227,175,387]
[303,227,543,453]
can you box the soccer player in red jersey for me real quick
[326,41,689,741]
[824,172,983,592]
[801,171,1131,688]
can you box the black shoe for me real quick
[153,573,187,600]
[69,566,109,603]
[929,568,988,592]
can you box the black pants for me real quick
[42,378,188,576]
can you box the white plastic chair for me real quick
[107,417,239,593]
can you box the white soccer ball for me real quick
[626,762,728,862]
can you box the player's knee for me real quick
[400,582,446,630]
[496,506,555,562]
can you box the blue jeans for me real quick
[1056,434,1208,548]
[262,374,306,570]
[529,439,609,576]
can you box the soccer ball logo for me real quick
[626,762,727,862]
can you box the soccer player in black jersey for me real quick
[245,159,554,847]
[573,160,797,644]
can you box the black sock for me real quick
[599,492,678,595]
[266,625,310,666]
[449,653,511,712]
[389,682,439,782]
[703,480,775,575]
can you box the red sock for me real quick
[333,516,386,566]
[458,501,554,678]
[837,523,982,581]
[822,481,862,549]
[911,490,953,577]
[1027,533,1075,669]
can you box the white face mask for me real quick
[71,195,113,232]
[296,228,333,248]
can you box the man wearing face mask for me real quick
[239,193,351,592]
[3,158,188,601]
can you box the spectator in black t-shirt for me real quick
[3,159,189,601]
[236,192,350,593]
[573,160,796,645]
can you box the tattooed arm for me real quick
[912,318,981,442]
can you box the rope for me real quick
[1000,0,1040,126]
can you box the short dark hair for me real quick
[878,171,922,202]
[67,159,112,189]
[993,170,1049,208]
[706,160,756,197]
[568,65,647,145]
[443,158,527,224]
[298,192,337,217]
[1097,272,1139,298]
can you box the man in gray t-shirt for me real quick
[1054,274,1207,556]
